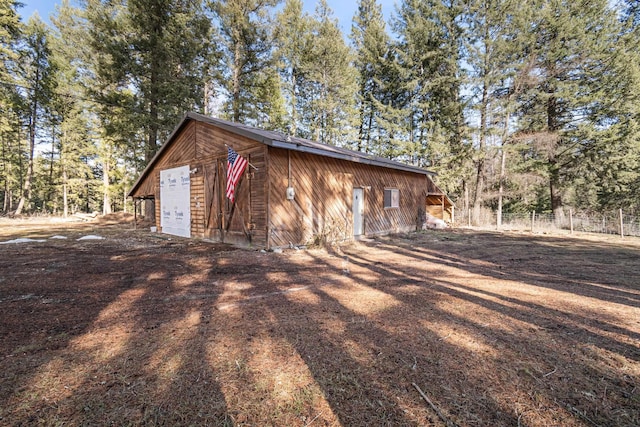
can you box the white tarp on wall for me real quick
[160,165,191,238]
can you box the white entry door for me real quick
[353,188,364,236]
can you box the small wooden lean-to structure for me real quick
[128,112,454,248]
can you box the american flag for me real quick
[226,146,248,203]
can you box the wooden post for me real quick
[531,211,536,233]
[468,209,471,228]
[619,208,624,238]
[133,199,137,230]
[219,159,226,242]
[569,208,573,235]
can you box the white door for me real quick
[353,188,364,236]
[160,165,191,238]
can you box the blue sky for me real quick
[17,0,398,36]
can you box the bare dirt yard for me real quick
[0,214,638,426]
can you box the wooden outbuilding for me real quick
[128,112,453,248]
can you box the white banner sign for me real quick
[160,165,191,238]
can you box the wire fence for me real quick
[454,209,640,238]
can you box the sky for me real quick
[17,0,398,36]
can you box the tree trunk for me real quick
[144,47,160,220]
[232,35,241,122]
[63,167,68,218]
[546,92,564,224]
[549,163,564,223]
[497,145,506,228]
[290,71,298,136]
[103,159,111,215]
[1,132,11,213]
[472,81,488,225]
[15,91,38,216]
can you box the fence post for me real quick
[619,208,624,238]
[569,209,574,235]
[531,211,536,233]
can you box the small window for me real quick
[384,188,399,208]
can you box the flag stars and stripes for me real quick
[226,146,248,203]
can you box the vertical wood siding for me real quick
[268,147,428,248]
[191,174,205,236]
[192,121,267,247]
[132,117,446,248]
[131,119,268,246]
[130,121,197,198]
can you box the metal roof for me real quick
[128,112,436,197]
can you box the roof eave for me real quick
[128,112,436,198]
[268,139,435,176]
[127,114,193,198]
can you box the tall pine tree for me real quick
[49,0,96,216]
[0,0,21,212]
[14,14,56,215]
[391,0,467,189]
[515,0,620,220]
[209,0,280,124]
[298,0,357,145]
[351,0,390,154]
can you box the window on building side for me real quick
[383,188,399,208]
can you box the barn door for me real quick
[203,162,222,239]
[353,187,364,236]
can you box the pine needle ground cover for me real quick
[1,216,638,426]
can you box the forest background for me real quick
[1,0,639,226]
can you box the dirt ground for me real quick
[0,214,638,426]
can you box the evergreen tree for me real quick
[209,0,280,124]
[515,0,621,220]
[86,0,211,217]
[391,0,467,188]
[274,0,311,137]
[351,0,390,154]
[49,0,96,216]
[86,0,211,164]
[580,0,640,212]
[0,0,21,212]
[13,14,56,215]
[298,0,357,145]
[464,0,532,223]
[0,0,19,80]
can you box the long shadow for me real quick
[1,240,140,413]
[4,228,638,425]
[225,249,524,426]
[371,231,640,308]
[342,247,640,361]
[334,236,639,426]
[1,236,232,425]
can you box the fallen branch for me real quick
[412,382,459,427]
[439,333,452,341]
[543,367,557,377]
[304,411,322,427]
[556,399,601,427]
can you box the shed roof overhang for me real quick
[426,193,455,209]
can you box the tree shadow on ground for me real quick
[2,227,638,426]
[1,237,232,425]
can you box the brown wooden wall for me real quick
[267,148,428,248]
[131,119,268,247]
[130,121,197,199]
[131,117,447,248]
